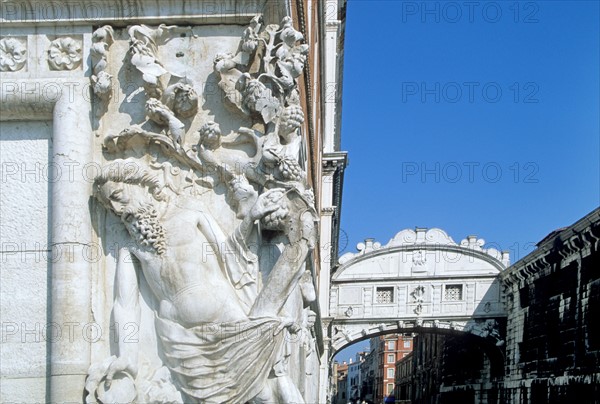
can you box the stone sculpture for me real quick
[0,37,27,72]
[47,37,82,70]
[91,26,115,101]
[86,15,318,404]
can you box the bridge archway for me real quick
[329,321,506,380]
[328,228,509,367]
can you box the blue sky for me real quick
[335,0,599,362]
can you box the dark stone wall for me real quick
[500,207,600,403]
[397,333,495,404]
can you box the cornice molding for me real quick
[501,208,600,287]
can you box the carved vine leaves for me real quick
[127,24,175,98]
[214,15,309,126]
[102,16,319,311]
[96,16,318,290]
[107,17,312,197]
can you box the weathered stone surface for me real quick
[0,121,52,248]
[0,377,47,403]
[78,13,319,404]
[500,208,600,403]
[0,2,332,401]
[0,121,51,401]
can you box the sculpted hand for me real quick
[275,316,301,335]
[250,188,286,221]
[105,355,138,388]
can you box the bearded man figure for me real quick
[87,159,306,403]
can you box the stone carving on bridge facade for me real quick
[411,285,426,315]
[340,228,510,267]
[330,227,509,361]
[0,37,27,72]
[85,16,319,404]
[411,249,427,272]
[330,318,504,355]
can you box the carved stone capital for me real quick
[321,206,337,216]
[322,151,348,173]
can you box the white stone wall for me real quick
[1,121,52,402]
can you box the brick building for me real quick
[359,334,413,403]
[332,361,349,404]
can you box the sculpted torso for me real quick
[126,201,248,327]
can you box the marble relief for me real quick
[84,15,317,404]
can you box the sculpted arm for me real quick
[106,247,140,385]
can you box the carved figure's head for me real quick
[285,49,307,77]
[145,98,170,125]
[94,160,166,254]
[94,160,164,216]
[92,71,113,96]
[198,121,222,150]
[280,16,304,47]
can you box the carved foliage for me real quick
[214,15,308,125]
[0,37,27,72]
[91,26,114,100]
[48,37,82,70]
[127,24,175,97]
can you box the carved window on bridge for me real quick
[376,287,394,304]
[444,284,463,301]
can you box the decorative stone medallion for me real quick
[48,37,82,70]
[0,37,27,72]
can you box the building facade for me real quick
[390,208,600,403]
[360,345,376,402]
[347,352,366,402]
[500,207,600,402]
[394,332,497,403]
[333,361,349,404]
[355,334,413,404]
[395,351,414,403]
[0,1,347,402]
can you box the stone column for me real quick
[49,80,93,402]
[319,331,333,404]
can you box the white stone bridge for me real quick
[327,228,510,356]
